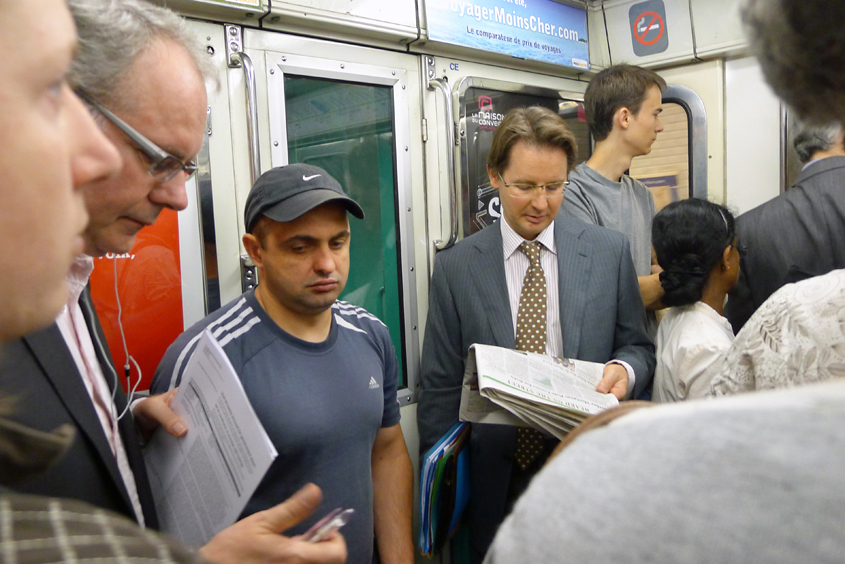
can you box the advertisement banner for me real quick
[90,209,184,390]
[425,0,589,69]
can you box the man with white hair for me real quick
[0,1,345,562]
[725,121,845,332]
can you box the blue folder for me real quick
[418,422,470,556]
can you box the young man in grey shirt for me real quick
[562,65,667,338]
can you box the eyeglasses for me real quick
[76,90,198,183]
[497,173,568,198]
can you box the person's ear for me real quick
[617,107,632,130]
[721,245,732,271]
[488,166,500,189]
[243,233,264,270]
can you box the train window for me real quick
[629,101,690,211]
[629,84,709,206]
[283,75,406,386]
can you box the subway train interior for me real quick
[90,0,795,559]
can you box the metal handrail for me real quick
[229,51,261,186]
[429,76,459,251]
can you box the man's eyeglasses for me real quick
[76,90,198,183]
[497,173,568,198]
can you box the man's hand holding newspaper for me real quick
[459,344,619,439]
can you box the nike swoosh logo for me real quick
[303,174,321,181]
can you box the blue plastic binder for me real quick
[418,422,470,556]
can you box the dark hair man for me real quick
[0,1,345,562]
[152,164,414,564]
[484,1,845,562]
[562,64,667,339]
[417,106,654,562]
[724,121,845,332]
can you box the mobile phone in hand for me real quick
[302,508,354,543]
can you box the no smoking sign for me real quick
[629,0,669,56]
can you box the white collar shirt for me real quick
[54,255,145,527]
[654,302,735,403]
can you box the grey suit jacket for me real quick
[417,218,654,558]
[725,156,845,332]
[0,288,158,528]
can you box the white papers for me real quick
[144,330,277,548]
[459,344,619,439]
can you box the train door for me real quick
[185,22,428,416]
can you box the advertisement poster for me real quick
[426,0,588,69]
[90,209,184,390]
[462,88,591,234]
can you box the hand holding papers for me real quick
[459,344,619,439]
[144,330,277,547]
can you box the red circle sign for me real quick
[633,11,665,45]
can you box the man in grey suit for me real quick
[417,106,655,562]
[724,121,845,332]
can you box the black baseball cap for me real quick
[244,164,364,233]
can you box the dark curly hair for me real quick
[652,199,736,307]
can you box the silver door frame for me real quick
[661,84,709,200]
[265,50,420,404]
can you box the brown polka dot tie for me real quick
[514,240,547,470]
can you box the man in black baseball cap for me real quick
[244,163,364,232]
[152,163,414,564]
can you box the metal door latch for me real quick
[241,254,258,292]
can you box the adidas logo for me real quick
[368,376,380,390]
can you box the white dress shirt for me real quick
[500,220,635,396]
[653,301,734,403]
[55,255,145,526]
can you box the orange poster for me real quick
[89,209,184,391]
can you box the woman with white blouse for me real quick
[651,199,741,402]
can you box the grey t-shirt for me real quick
[486,381,845,564]
[563,163,657,277]
[152,290,401,564]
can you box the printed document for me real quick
[144,329,277,547]
[459,344,619,438]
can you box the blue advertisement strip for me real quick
[425,0,589,69]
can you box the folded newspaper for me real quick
[459,344,619,439]
[144,330,277,548]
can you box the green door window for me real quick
[284,75,405,385]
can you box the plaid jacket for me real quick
[0,416,204,563]
[0,493,206,563]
